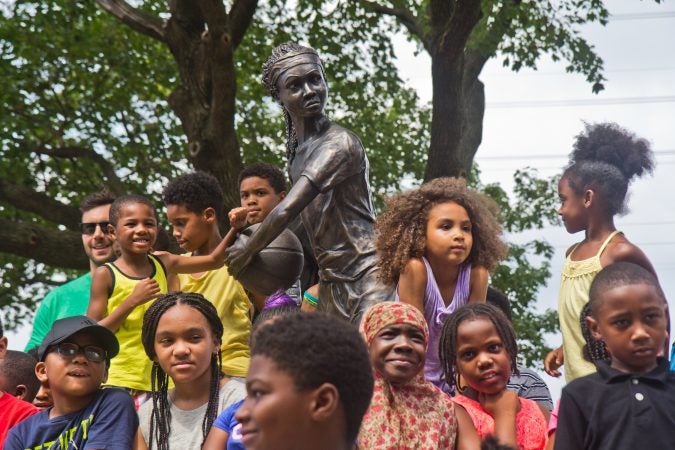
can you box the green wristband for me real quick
[303,290,318,306]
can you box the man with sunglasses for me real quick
[5,316,138,450]
[25,192,116,352]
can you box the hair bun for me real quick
[571,122,655,181]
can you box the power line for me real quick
[610,11,675,21]
[476,150,675,161]
[487,95,675,109]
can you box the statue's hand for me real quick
[225,244,253,278]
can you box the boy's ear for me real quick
[107,223,116,236]
[36,362,48,383]
[278,191,287,201]
[202,207,217,223]
[308,383,340,422]
[586,315,603,342]
[0,336,7,358]
[14,384,28,401]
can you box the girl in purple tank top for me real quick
[376,178,507,393]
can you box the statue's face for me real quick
[276,63,327,119]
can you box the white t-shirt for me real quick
[138,379,246,449]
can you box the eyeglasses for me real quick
[52,342,107,363]
[79,222,111,235]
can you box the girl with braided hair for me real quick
[544,122,657,382]
[135,292,245,450]
[439,303,547,450]
[225,42,393,324]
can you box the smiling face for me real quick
[369,323,426,384]
[425,201,473,268]
[588,283,667,375]
[37,331,108,401]
[235,355,313,450]
[276,63,327,120]
[153,303,220,386]
[557,176,588,234]
[166,204,214,253]
[112,202,157,255]
[239,176,286,225]
[455,317,512,395]
[81,204,115,265]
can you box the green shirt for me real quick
[25,273,92,352]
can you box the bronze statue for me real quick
[225,42,392,323]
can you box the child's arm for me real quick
[134,429,148,450]
[155,229,234,275]
[468,265,489,302]
[454,403,481,450]
[544,346,564,377]
[480,389,519,448]
[604,241,657,276]
[396,258,427,313]
[202,427,230,450]
[88,266,160,332]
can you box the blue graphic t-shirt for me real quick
[213,399,245,450]
[5,388,137,450]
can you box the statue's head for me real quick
[262,42,328,105]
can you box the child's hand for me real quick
[479,389,519,419]
[128,278,161,307]
[228,207,249,230]
[544,345,564,377]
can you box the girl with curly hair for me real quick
[544,122,657,382]
[376,177,507,393]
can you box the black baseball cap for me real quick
[37,316,119,362]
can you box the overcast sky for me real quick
[394,0,675,399]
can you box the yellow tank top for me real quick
[104,254,168,391]
[178,262,252,377]
[559,230,621,382]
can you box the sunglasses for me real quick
[79,221,111,235]
[52,342,107,363]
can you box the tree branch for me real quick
[0,180,81,229]
[95,0,166,42]
[0,218,89,270]
[30,144,127,196]
[229,0,258,49]
[359,0,429,51]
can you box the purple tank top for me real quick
[397,257,471,394]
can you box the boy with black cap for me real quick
[5,316,138,450]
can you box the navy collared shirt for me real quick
[555,358,675,450]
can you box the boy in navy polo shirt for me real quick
[555,262,674,450]
[5,316,137,449]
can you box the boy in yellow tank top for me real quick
[88,195,232,393]
[163,172,257,378]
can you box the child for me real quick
[88,194,231,394]
[203,305,300,450]
[163,171,254,378]
[544,123,656,382]
[226,42,392,324]
[234,313,374,450]
[229,163,303,309]
[440,303,547,450]
[358,302,480,449]
[376,177,507,392]
[554,262,673,450]
[0,350,40,402]
[4,316,137,449]
[136,292,246,450]
[0,321,38,446]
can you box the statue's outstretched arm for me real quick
[225,176,319,276]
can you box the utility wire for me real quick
[487,95,675,109]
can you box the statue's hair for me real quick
[562,122,654,216]
[141,292,223,450]
[375,177,507,285]
[261,42,327,161]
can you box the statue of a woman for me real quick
[225,42,392,323]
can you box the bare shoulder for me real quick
[564,243,578,257]
[401,257,428,280]
[604,236,656,275]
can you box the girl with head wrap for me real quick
[358,302,479,450]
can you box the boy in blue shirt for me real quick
[555,262,674,450]
[5,316,137,449]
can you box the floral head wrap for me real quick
[357,302,458,450]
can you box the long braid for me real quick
[580,303,610,363]
[439,303,519,391]
[142,292,224,449]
